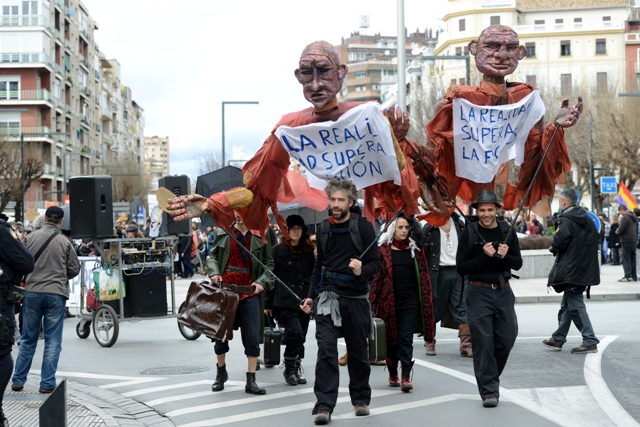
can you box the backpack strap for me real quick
[319,214,364,255]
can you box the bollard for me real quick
[39,378,66,427]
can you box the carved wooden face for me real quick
[469,28,526,78]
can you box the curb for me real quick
[67,381,176,427]
[515,293,640,304]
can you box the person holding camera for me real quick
[0,213,35,426]
[456,190,522,408]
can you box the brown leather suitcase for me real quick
[178,281,239,341]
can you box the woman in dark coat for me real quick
[265,215,315,386]
[369,215,435,392]
[609,217,621,265]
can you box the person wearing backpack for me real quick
[456,191,522,408]
[615,204,637,282]
[300,179,380,424]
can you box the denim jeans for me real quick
[552,287,599,348]
[12,292,66,390]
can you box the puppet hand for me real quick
[384,107,410,141]
[167,194,209,221]
[553,96,583,128]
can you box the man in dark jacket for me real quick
[616,204,638,282]
[178,233,194,278]
[543,188,600,354]
[456,190,522,408]
[0,213,34,427]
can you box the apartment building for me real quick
[0,0,144,214]
[144,135,169,193]
[435,0,630,96]
[335,29,439,103]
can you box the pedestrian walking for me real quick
[265,214,315,386]
[423,212,472,358]
[11,206,80,394]
[609,216,620,265]
[543,188,600,354]
[301,178,380,425]
[178,233,194,278]
[634,208,640,273]
[369,215,434,392]
[456,191,522,408]
[615,204,637,281]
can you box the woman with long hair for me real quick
[369,215,435,392]
[265,214,315,385]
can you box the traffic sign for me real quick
[587,211,601,233]
[601,176,617,193]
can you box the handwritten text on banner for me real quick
[452,90,545,183]
[275,103,401,190]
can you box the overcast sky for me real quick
[81,0,448,181]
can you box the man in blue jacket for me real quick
[543,188,600,354]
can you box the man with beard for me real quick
[456,190,522,408]
[301,178,380,425]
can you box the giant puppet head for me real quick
[295,41,348,111]
[468,25,527,83]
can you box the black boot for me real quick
[211,363,228,392]
[294,358,307,385]
[283,359,298,385]
[245,372,266,395]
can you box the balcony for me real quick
[0,88,56,105]
[79,86,91,97]
[54,0,64,9]
[65,137,78,147]
[102,133,113,144]
[94,123,101,133]
[54,28,63,42]
[94,69,100,79]
[65,104,73,115]
[0,126,53,137]
[0,15,52,32]
[64,39,72,51]
[0,52,54,69]
[79,28,89,40]
[55,63,65,76]
[79,56,90,70]
[43,163,56,175]
[513,20,623,34]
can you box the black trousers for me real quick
[621,242,637,280]
[277,309,310,361]
[466,284,518,400]
[313,297,370,415]
[214,295,260,357]
[1,296,16,414]
[612,245,621,265]
[433,268,467,325]
[387,302,417,367]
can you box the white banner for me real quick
[275,102,401,190]
[452,90,545,183]
[67,256,100,307]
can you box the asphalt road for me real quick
[19,300,640,427]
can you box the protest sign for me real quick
[275,102,401,190]
[452,90,545,183]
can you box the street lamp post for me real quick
[221,101,259,167]
[20,131,68,222]
[397,0,406,111]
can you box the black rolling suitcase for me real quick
[264,325,282,367]
[369,317,387,363]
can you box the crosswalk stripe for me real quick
[332,393,477,419]
[145,386,244,406]
[123,380,236,397]
[166,386,321,417]
[176,388,398,427]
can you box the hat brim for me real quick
[470,202,502,210]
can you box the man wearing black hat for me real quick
[456,190,522,408]
[11,206,80,394]
[0,213,34,426]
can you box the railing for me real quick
[0,52,54,68]
[79,56,90,69]
[102,133,113,143]
[54,28,63,41]
[65,39,72,51]
[0,126,52,137]
[55,63,65,76]
[79,28,89,39]
[94,42,99,52]
[56,167,63,177]
[94,69,100,79]
[0,15,52,31]
[65,104,73,115]
[513,20,623,34]
[54,0,64,8]
[94,123,101,133]
[79,86,91,97]
[65,137,78,147]
[81,116,89,125]
[0,88,55,102]
[43,164,56,175]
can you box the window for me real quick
[596,38,606,55]
[459,19,465,31]
[560,40,571,56]
[490,16,500,26]
[355,86,366,92]
[526,42,536,58]
[355,72,366,79]
[574,17,583,29]
[0,79,19,100]
[596,72,608,93]
[372,84,380,91]
[54,78,61,99]
[464,46,469,55]
[561,74,572,95]
[2,5,18,26]
[534,19,545,30]
[555,18,563,30]
[458,78,466,85]
[450,79,457,86]
[603,16,611,27]
[0,112,21,136]
[526,75,537,87]
[455,47,462,56]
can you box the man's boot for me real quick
[283,359,298,386]
[245,372,266,395]
[211,363,228,392]
[424,339,436,356]
[459,324,473,358]
[400,360,414,392]
[386,357,400,387]
[294,358,307,384]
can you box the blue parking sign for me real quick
[587,211,601,233]
[601,176,617,194]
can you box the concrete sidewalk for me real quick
[5,264,639,427]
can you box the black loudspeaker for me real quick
[69,176,113,238]
[106,269,168,318]
[158,174,191,236]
